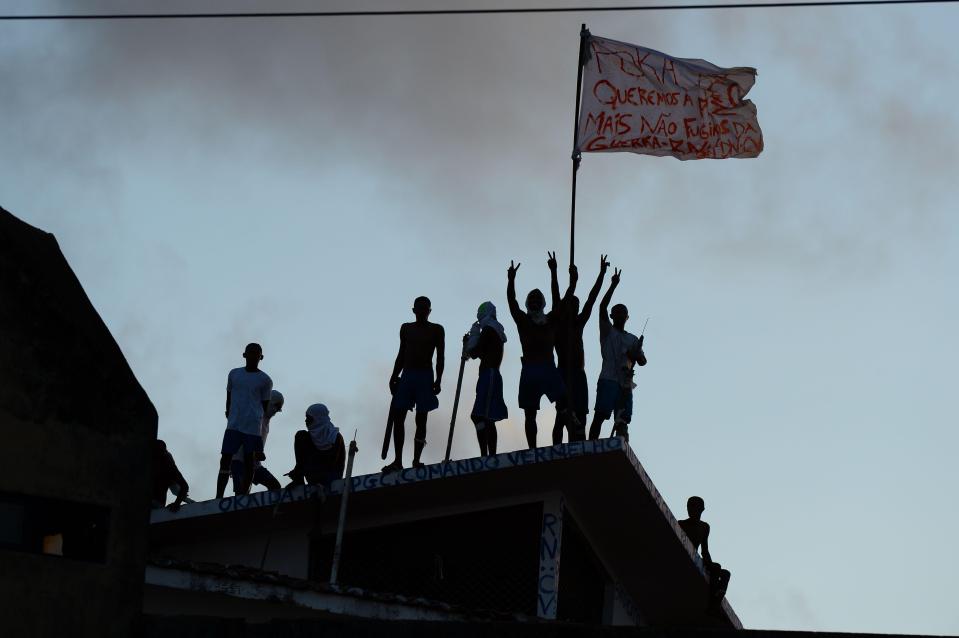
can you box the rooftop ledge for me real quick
[150,437,741,629]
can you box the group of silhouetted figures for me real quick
[382,253,647,470]
[149,253,731,601]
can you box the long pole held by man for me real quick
[562,25,590,441]
[443,337,469,462]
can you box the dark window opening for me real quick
[0,493,110,563]
[310,502,541,615]
[557,509,609,623]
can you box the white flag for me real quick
[577,35,763,160]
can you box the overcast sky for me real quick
[3,0,958,633]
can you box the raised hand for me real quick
[611,267,621,285]
[600,254,610,273]
[547,251,558,271]
[638,334,645,347]
[569,264,579,282]
[508,260,521,280]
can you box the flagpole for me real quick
[565,24,589,441]
[570,23,588,267]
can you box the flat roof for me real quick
[151,437,740,628]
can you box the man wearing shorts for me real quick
[230,389,284,493]
[217,342,273,498]
[588,269,647,442]
[465,301,508,456]
[383,296,445,472]
[550,254,609,443]
[506,257,569,449]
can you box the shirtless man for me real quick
[550,254,609,443]
[679,496,731,601]
[383,296,445,472]
[507,258,569,449]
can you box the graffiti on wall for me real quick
[150,437,625,524]
[537,495,564,619]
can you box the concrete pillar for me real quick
[537,493,564,619]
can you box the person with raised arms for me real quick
[550,254,609,443]
[587,270,647,442]
[506,257,570,449]
[464,301,508,456]
[383,296,445,472]
[217,342,273,498]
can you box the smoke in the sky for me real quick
[3,2,959,634]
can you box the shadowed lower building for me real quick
[0,208,157,637]
[148,438,740,628]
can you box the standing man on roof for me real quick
[383,296,445,472]
[217,342,273,498]
[506,256,570,449]
[465,301,508,456]
[550,254,609,443]
[230,389,284,493]
[588,270,647,442]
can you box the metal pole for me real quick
[565,25,589,440]
[330,433,358,586]
[444,341,468,462]
[570,23,589,267]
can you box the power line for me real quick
[1,0,957,21]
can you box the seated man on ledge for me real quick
[679,495,731,603]
[286,403,346,489]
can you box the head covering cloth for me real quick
[466,301,507,351]
[306,403,339,451]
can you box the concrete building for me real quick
[148,438,740,628]
[0,208,158,637]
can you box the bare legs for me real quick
[217,452,253,498]
[387,408,429,468]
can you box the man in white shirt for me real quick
[217,342,273,498]
[230,390,284,493]
[588,270,647,441]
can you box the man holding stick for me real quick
[464,301,508,456]
[383,296,445,472]
[588,269,647,441]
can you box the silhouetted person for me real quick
[286,404,346,488]
[551,254,609,443]
[465,301,508,456]
[383,296,445,472]
[507,257,569,449]
[217,342,273,498]
[230,389,284,493]
[151,440,189,512]
[588,270,647,441]
[679,496,731,602]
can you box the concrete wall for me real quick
[0,209,157,637]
